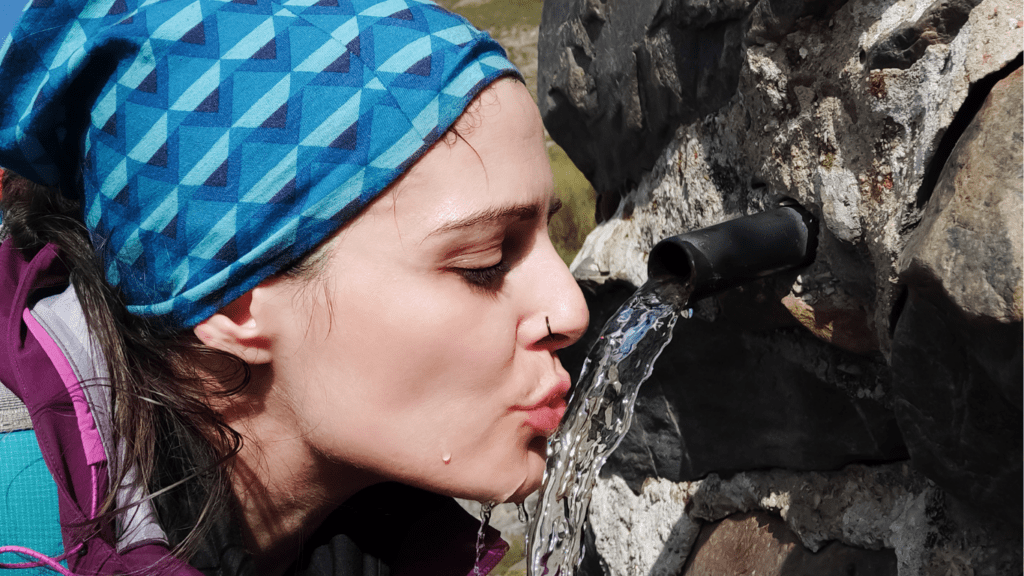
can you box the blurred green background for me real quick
[435,0,596,266]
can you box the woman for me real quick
[0,0,588,574]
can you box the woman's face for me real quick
[250,79,589,504]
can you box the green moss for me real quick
[433,0,544,31]
[489,533,526,575]
[548,143,597,265]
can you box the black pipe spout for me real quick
[647,204,818,302]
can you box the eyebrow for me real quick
[426,198,560,239]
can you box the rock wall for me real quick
[538,0,1022,572]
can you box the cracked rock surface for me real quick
[585,466,1019,576]
[540,0,1022,572]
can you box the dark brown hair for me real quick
[0,170,248,558]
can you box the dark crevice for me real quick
[865,0,982,70]
[913,53,1022,210]
[571,45,593,72]
[888,285,909,337]
[582,10,605,43]
[747,0,851,43]
[632,45,647,116]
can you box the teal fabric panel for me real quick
[0,429,67,573]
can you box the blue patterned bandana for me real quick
[0,0,519,329]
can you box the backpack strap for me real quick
[29,287,167,550]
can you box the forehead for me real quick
[372,79,553,229]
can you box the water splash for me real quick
[473,501,495,576]
[526,279,690,575]
[517,502,530,524]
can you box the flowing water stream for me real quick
[526,279,691,575]
[473,501,494,576]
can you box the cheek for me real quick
[281,269,542,501]
[299,279,521,441]
[351,283,517,401]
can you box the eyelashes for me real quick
[454,197,561,290]
[458,259,511,289]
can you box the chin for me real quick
[501,436,548,503]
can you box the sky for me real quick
[0,0,25,44]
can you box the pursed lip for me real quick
[512,380,572,434]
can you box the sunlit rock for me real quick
[891,67,1023,526]
[541,0,1023,570]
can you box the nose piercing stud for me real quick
[546,316,553,338]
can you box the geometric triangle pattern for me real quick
[0,0,520,329]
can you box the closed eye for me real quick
[457,259,511,289]
[448,197,559,291]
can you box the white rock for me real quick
[589,475,702,576]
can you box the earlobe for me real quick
[194,292,273,365]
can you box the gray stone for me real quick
[681,511,898,576]
[551,0,1022,516]
[747,0,849,43]
[814,169,863,243]
[890,294,1022,526]
[559,0,1021,356]
[538,0,750,216]
[606,317,909,488]
[560,279,907,491]
[587,475,701,576]
[865,0,982,71]
[890,65,1023,527]
[582,465,1022,576]
[898,66,1023,325]
[540,0,1024,570]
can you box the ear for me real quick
[194,291,273,365]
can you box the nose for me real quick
[521,236,589,350]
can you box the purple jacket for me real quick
[0,239,507,576]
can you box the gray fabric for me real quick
[32,287,167,551]
[32,288,113,463]
[0,378,32,432]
